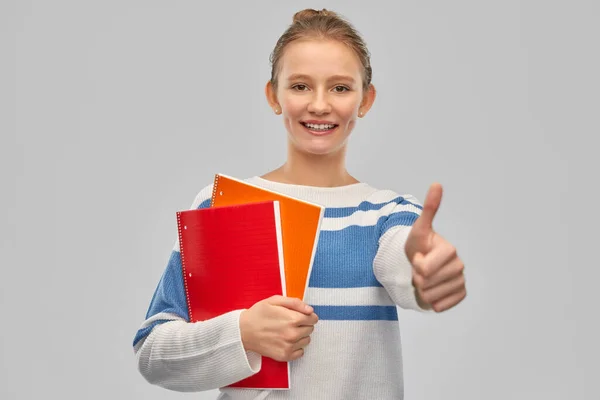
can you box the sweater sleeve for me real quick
[132,184,261,392]
[373,194,433,312]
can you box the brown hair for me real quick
[269,8,372,92]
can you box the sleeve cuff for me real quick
[374,225,434,313]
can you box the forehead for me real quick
[279,39,362,80]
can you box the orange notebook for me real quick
[210,174,324,301]
[177,201,290,389]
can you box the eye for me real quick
[292,84,309,91]
[333,85,350,93]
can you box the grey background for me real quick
[3,0,599,399]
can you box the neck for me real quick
[264,143,358,187]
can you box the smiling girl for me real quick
[134,8,466,400]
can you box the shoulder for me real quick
[354,185,424,236]
[188,182,214,210]
[361,184,422,215]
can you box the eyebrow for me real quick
[286,74,356,84]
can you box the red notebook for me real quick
[176,201,290,389]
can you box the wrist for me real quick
[239,310,256,352]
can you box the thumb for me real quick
[269,295,313,315]
[413,182,443,233]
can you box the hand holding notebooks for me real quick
[177,200,290,389]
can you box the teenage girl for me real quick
[134,8,467,400]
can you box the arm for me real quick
[133,186,261,392]
[373,195,433,312]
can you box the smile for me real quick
[300,122,339,135]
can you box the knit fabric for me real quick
[133,176,429,399]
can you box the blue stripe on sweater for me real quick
[133,319,172,347]
[309,225,381,288]
[143,251,189,321]
[377,211,420,237]
[324,197,422,218]
[308,209,418,288]
[197,198,211,209]
[133,251,190,347]
[311,305,398,321]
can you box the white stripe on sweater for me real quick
[305,287,395,306]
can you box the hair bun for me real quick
[292,8,335,23]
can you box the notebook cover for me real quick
[177,201,290,389]
[210,174,324,301]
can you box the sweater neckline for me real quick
[250,176,370,191]
[245,176,378,207]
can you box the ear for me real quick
[358,84,376,118]
[265,81,281,114]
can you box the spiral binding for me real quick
[210,174,221,207]
[176,212,194,322]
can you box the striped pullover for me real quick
[133,176,429,400]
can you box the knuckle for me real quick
[279,349,290,362]
[289,315,300,326]
[291,298,302,308]
[413,274,424,288]
[420,292,431,304]
[282,329,297,343]
[450,246,458,258]
[281,344,292,357]
[293,313,305,325]
[291,349,303,361]
[420,264,431,278]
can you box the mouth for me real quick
[300,122,339,136]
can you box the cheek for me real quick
[281,97,304,116]
[339,109,359,128]
[338,97,361,121]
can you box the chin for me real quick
[293,140,347,157]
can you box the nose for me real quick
[307,90,331,115]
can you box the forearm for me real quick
[135,310,261,392]
[374,225,432,312]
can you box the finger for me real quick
[432,288,467,312]
[413,183,443,233]
[295,312,319,327]
[292,335,311,352]
[412,244,456,278]
[411,252,426,276]
[270,295,313,315]
[417,274,465,305]
[306,312,319,326]
[420,257,464,290]
[297,325,315,338]
[412,243,455,278]
[288,347,305,361]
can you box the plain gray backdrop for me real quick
[4,0,599,399]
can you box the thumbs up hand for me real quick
[405,183,466,312]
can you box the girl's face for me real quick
[268,39,375,157]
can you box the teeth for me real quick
[305,123,335,130]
